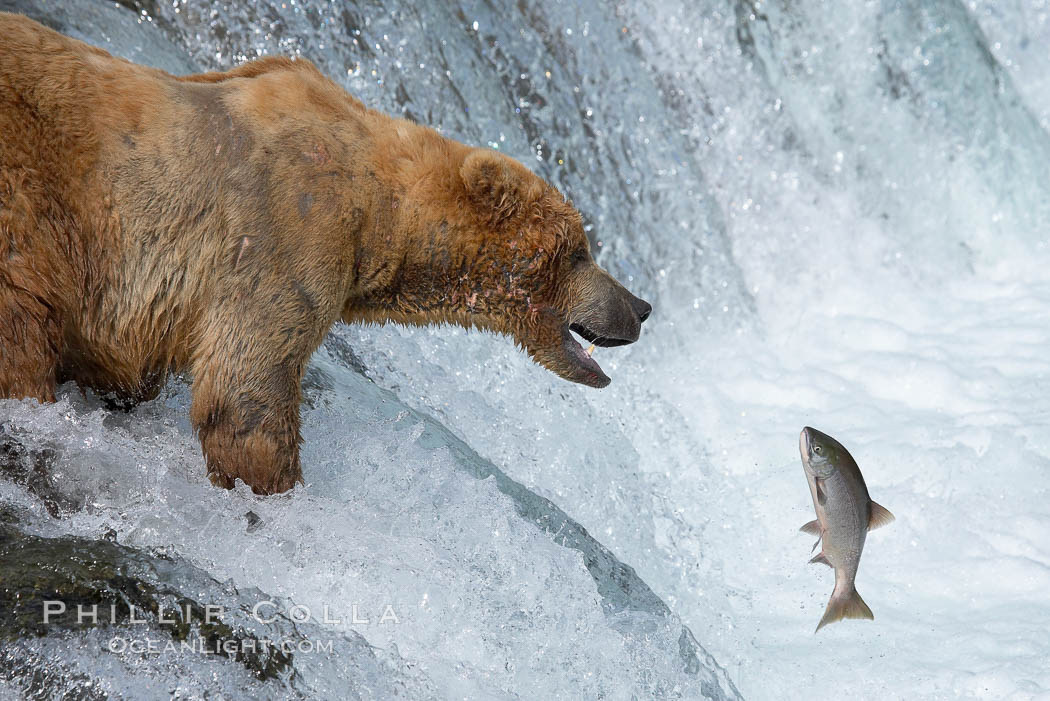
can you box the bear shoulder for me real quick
[176,54,325,85]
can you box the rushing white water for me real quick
[3,0,1050,699]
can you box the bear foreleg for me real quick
[0,284,61,403]
[189,338,308,495]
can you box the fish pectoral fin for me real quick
[809,552,832,567]
[815,587,874,633]
[868,501,896,531]
[800,520,824,551]
[799,519,822,536]
[815,478,827,506]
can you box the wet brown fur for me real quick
[0,14,642,494]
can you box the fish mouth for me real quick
[800,427,812,459]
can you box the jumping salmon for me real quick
[799,426,894,632]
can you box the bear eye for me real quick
[569,248,589,267]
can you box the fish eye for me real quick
[813,446,822,454]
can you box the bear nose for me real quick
[632,297,652,323]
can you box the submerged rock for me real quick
[0,516,439,699]
[0,521,290,681]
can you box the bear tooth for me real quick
[586,344,595,357]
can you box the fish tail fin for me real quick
[815,587,874,633]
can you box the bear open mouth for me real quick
[568,322,636,348]
[559,321,635,389]
[562,324,608,387]
[528,306,641,389]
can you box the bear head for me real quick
[346,144,651,389]
[449,149,652,388]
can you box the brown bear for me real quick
[0,13,651,494]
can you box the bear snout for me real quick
[568,270,651,348]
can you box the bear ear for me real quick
[460,149,536,223]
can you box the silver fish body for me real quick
[799,427,894,632]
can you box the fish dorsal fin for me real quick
[868,501,895,531]
[799,519,821,536]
